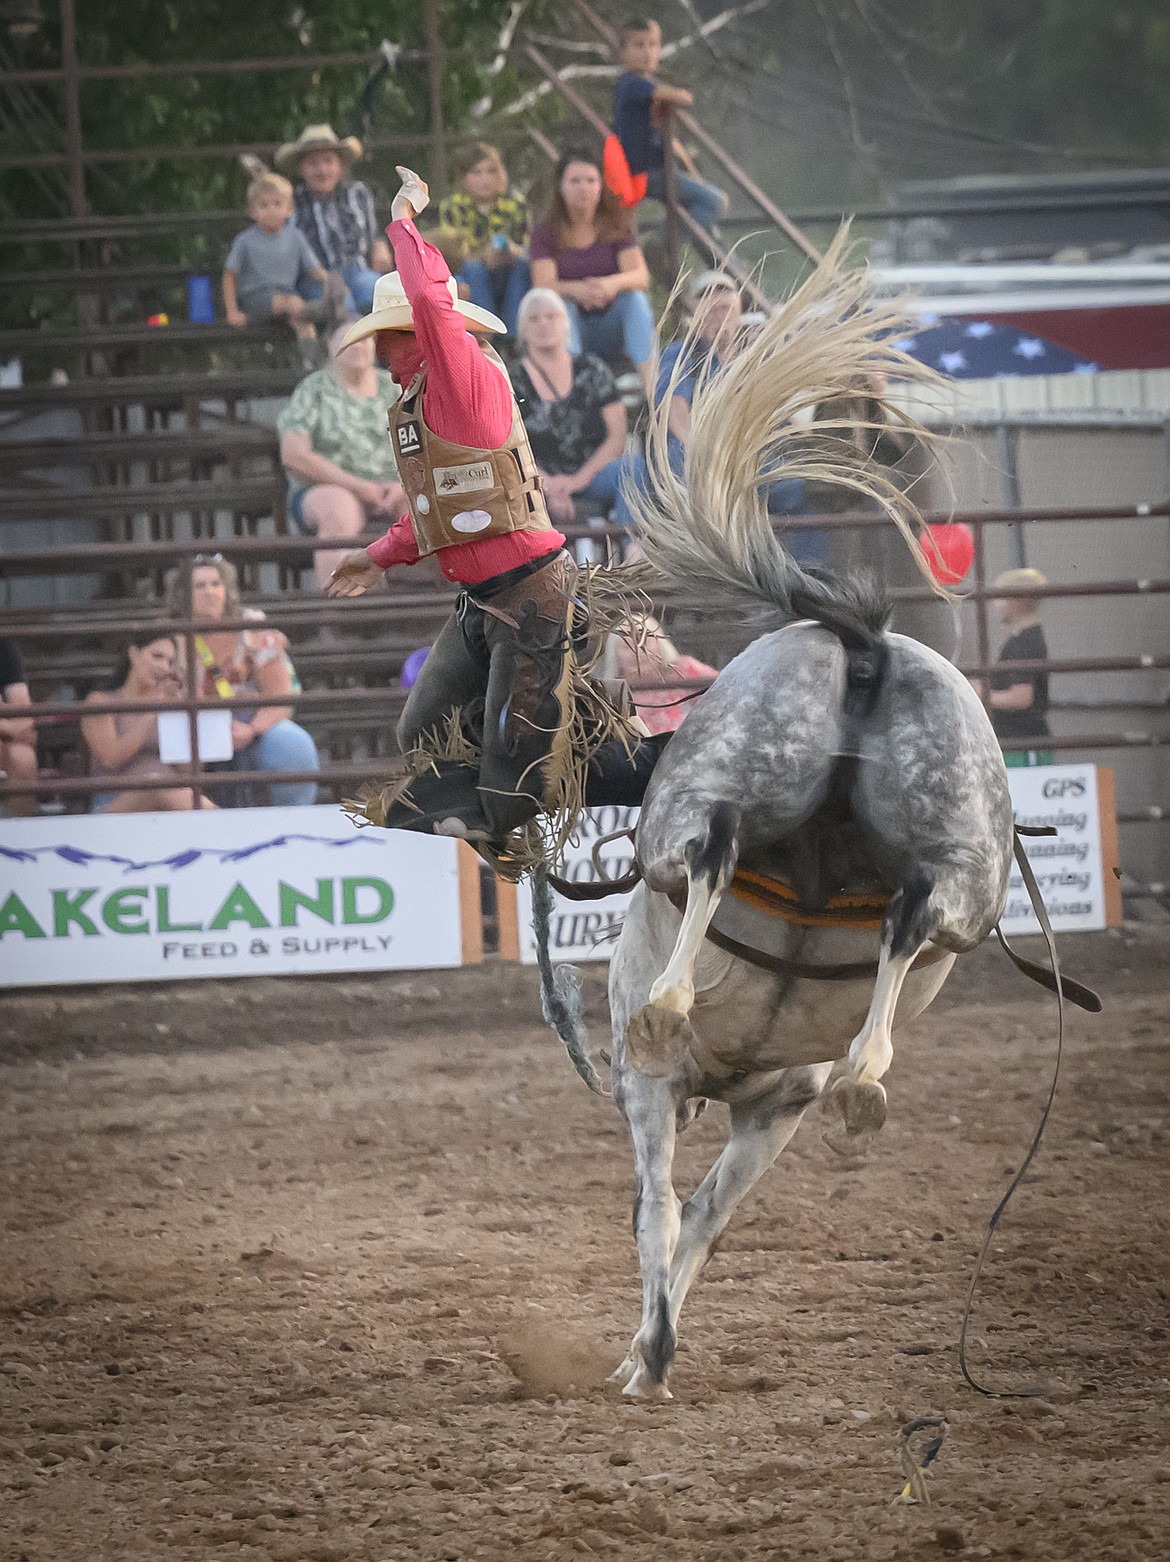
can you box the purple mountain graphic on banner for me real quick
[0,833,386,875]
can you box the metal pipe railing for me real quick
[571,0,822,264]
[4,732,1167,803]
[2,497,1166,573]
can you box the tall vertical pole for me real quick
[423,0,447,200]
[972,516,993,711]
[58,0,86,220]
[660,111,681,279]
[996,422,1026,568]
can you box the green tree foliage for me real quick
[0,0,520,236]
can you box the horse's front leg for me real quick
[668,1064,832,1330]
[614,1071,683,1400]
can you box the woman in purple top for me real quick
[529,150,655,396]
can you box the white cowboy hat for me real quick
[686,269,740,303]
[275,124,363,174]
[338,271,506,348]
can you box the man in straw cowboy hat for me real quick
[277,124,391,313]
[325,167,656,864]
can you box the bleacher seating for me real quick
[0,235,371,803]
[0,196,760,815]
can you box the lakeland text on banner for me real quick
[0,804,466,988]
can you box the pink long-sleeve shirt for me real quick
[366,218,564,584]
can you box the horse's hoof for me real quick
[622,1365,673,1400]
[625,1003,693,1078]
[608,1352,638,1386]
[826,1076,888,1136]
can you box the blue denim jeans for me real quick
[568,457,623,516]
[229,719,320,807]
[611,440,684,531]
[305,260,379,315]
[645,167,729,232]
[563,290,655,369]
[338,260,380,313]
[458,255,532,337]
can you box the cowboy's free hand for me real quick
[326,550,385,598]
[391,166,430,223]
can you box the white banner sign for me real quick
[516,764,1113,965]
[0,805,465,988]
[517,806,639,965]
[1000,762,1110,934]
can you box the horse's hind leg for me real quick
[625,803,739,1076]
[615,1072,682,1399]
[827,866,937,1135]
[668,1064,832,1330]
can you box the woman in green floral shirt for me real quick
[277,320,404,590]
[437,141,531,336]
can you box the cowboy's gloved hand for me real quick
[391,166,430,223]
[326,550,385,599]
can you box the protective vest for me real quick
[387,349,552,558]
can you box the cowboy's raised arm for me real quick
[385,166,511,448]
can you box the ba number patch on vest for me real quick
[433,461,494,496]
[395,422,422,457]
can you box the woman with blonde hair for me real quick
[983,566,1053,766]
[165,555,319,805]
[438,140,532,337]
[509,287,628,527]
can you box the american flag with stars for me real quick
[893,316,1098,378]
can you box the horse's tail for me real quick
[624,228,948,652]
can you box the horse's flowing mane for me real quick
[624,229,949,645]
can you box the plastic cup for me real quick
[187,274,215,324]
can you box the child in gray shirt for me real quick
[223,172,343,338]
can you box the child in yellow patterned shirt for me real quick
[438,141,532,336]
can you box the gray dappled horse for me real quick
[577,246,1013,1399]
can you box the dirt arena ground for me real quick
[2,929,1169,1561]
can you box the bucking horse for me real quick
[537,238,1020,1399]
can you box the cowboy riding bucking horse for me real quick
[326,167,659,873]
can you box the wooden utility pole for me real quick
[58,0,86,219]
[422,0,447,199]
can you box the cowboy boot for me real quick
[373,760,493,839]
[585,732,672,807]
[299,271,349,327]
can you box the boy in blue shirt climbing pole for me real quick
[612,16,729,233]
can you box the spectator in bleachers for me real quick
[613,615,718,736]
[222,172,344,348]
[165,557,319,807]
[529,149,656,397]
[656,270,743,456]
[277,320,405,592]
[508,288,628,528]
[982,567,1053,767]
[277,124,391,314]
[0,637,37,817]
[619,271,807,541]
[438,142,532,338]
[421,225,470,291]
[81,632,214,814]
[613,17,728,233]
